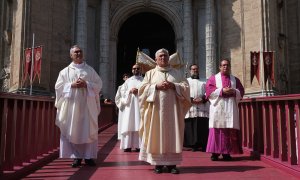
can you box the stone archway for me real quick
[106,1,183,98]
[116,12,175,87]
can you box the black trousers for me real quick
[183,117,209,150]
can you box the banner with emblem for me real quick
[250,51,260,84]
[263,51,275,86]
[33,46,42,83]
[23,48,32,82]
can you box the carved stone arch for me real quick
[107,1,183,98]
[110,1,183,42]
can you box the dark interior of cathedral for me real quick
[117,12,175,86]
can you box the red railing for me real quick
[0,93,59,175]
[0,92,116,179]
[239,94,300,176]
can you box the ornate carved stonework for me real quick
[109,0,183,22]
[143,0,151,7]
[0,60,10,92]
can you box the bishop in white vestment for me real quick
[55,45,102,167]
[138,49,191,174]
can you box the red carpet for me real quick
[23,125,298,180]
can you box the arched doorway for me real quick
[116,12,175,87]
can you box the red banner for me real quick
[250,51,260,84]
[34,46,42,82]
[263,51,275,86]
[23,48,32,82]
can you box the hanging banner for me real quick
[263,51,275,86]
[250,51,260,84]
[23,48,32,82]
[33,46,42,83]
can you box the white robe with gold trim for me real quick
[138,66,191,165]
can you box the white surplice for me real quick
[119,75,143,149]
[208,72,242,130]
[185,77,209,118]
[55,62,102,158]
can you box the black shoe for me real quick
[201,146,207,152]
[210,153,219,161]
[222,154,232,161]
[171,168,180,174]
[123,148,131,152]
[84,159,96,166]
[71,158,82,168]
[154,165,163,174]
[192,148,199,152]
[135,148,140,152]
[167,165,179,174]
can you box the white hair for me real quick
[70,45,81,55]
[155,48,169,58]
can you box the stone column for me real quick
[205,0,217,78]
[110,36,117,97]
[76,0,87,53]
[183,0,194,66]
[99,0,110,98]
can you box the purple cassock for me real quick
[205,72,245,155]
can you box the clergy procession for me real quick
[55,45,244,175]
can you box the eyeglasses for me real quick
[220,64,230,67]
[74,50,82,53]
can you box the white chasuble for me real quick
[138,66,191,165]
[55,62,102,158]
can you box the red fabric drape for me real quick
[33,46,42,82]
[263,51,275,86]
[250,51,260,84]
[23,48,32,81]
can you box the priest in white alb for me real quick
[118,64,143,152]
[205,59,244,161]
[138,48,191,174]
[55,45,102,168]
[115,73,129,140]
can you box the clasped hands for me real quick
[192,97,203,104]
[156,80,175,90]
[222,86,235,95]
[71,78,87,88]
[130,88,138,95]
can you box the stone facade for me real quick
[0,0,299,98]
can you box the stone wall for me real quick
[27,0,73,93]
[220,0,265,95]
[0,0,12,92]
[1,0,300,95]
[286,0,300,94]
[220,0,300,95]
